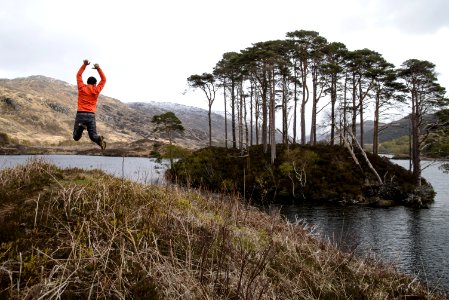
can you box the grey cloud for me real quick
[0,21,94,80]
[377,0,449,33]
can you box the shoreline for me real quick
[2,142,448,161]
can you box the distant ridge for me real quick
[129,101,229,145]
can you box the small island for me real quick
[168,144,435,208]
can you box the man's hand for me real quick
[83,59,90,66]
[92,63,100,70]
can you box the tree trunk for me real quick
[301,100,306,145]
[250,81,253,146]
[231,79,237,149]
[347,130,383,184]
[255,88,260,145]
[300,61,309,145]
[244,91,248,151]
[270,67,276,164]
[168,130,173,169]
[359,79,364,149]
[373,92,380,155]
[262,70,268,153]
[282,73,288,145]
[351,72,357,145]
[310,104,317,145]
[224,82,228,148]
[310,70,318,145]
[342,73,348,145]
[238,82,243,150]
[293,64,298,144]
[330,74,337,145]
[411,89,422,185]
[208,107,212,147]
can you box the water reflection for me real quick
[279,160,449,292]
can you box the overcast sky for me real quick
[1,0,448,112]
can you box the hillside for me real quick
[0,160,444,299]
[0,75,228,150]
[0,76,149,144]
[363,114,438,144]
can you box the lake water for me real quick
[1,155,448,292]
[279,159,449,293]
[0,155,169,184]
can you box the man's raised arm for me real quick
[77,59,90,87]
[93,63,106,91]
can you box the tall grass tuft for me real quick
[0,160,446,299]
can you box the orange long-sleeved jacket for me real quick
[76,64,106,113]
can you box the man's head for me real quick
[87,76,97,85]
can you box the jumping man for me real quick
[73,59,107,150]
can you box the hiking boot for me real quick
[99,136,107,150]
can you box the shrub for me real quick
[0,132,10,145]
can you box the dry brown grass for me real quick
[0,160,446,299]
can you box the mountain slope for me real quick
[0,76,227,149]
[0,76,152,144]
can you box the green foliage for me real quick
[151,111,184,135]
[187,73,215,88]
[166,144,190,159]
[168,146,245,191]
[379,136,410,155]
[423,109,449,158]
[435,108,449,125]
[149,142,163,161]
[424,134,449,158]
[151,112,185,168]
[0,132,10,145]
[279,162,293,177]
[149,149,162,159]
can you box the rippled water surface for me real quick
[0,155,168,184]
[279,160,449,292]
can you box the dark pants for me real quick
[73,112,102,146]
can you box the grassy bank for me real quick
[0,160,445,299]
